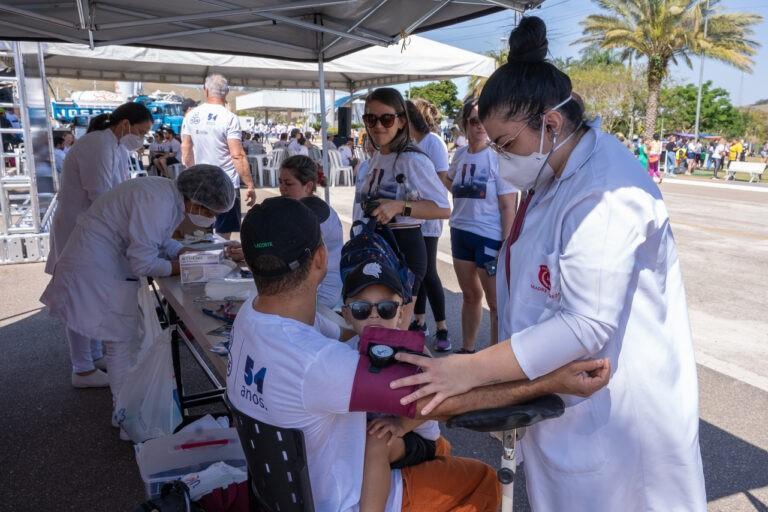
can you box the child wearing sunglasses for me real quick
[340,258,443,512]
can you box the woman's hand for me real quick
[367,417,407,445]
[390,353,479,416]
[224,242,244,262]
[371,199,404,224]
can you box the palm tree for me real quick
[466,49,508,99]
[579,0,761,140]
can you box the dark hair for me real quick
[304,131,313,141]
[53,135,65,147]
[478,16,583,130]
[290,128,301,139]
[406,100,430,135]
[280,133,288,141]
[365,87,411,153]
[458,97,479,135]
[163,127,175,136]
[253,133,261,141]
[251,249,317,296]
[87,102,153,132]
[281,155,317,191]
[653,133,659,140]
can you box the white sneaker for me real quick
[93,357,108,371]
[71,369,110,388]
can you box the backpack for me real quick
[341,220,416,303]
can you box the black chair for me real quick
[228,402,315,512]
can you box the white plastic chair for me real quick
[354,147,367,162]
[262,149,286,187]
[248,154,267,187]
[328,149,353,186]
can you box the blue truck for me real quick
[51,93,184,134]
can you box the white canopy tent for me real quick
[0,0,543,203]
[0,35,495,92]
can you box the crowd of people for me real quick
[619,131,765,182]
[37,15,716,511]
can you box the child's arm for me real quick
[367,416,423,445]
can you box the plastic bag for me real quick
[180,462,247,501]
[115,279,182,443]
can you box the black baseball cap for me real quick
[299,196,330,223]
[241,197,321,277]
[343,258,404,300]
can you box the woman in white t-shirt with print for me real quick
[357,88,451,327]
[405,99,452,352]
[447,98,518,353]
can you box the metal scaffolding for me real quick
[0,41,57,264]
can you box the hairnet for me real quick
[176,164,235,213]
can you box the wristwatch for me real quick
[402,200,412,217]
[368,344,395,373]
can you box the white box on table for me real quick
[179,250,231,284]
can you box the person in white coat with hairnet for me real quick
[391,17,706,511]
[41,165,235,439]
[45,102,154,389]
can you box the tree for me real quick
[466,50,507,99]
[407,80,462,118]
[578,0,762,140]
[659,81,745,137]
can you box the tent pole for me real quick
[318,51,331,204]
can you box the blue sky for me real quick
[421,0,768,106]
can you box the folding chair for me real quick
[228,402,315,512]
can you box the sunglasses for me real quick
[362,113,404,129]
[343,300,401,320]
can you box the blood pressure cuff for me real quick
[349,326,425,419]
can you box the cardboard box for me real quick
[180,250,232,284]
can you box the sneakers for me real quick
[408,319,428,337]
[93,357,108,372]
[433,329,452,352]
[71,369,110,388]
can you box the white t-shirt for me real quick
[181,103,242,186]
[318,206,344,309]
[288,139,309,156]
[356,149,450,229]
[339,145,354,166]
[417,133,450,238]
[161,138,182,155]
[454,135,468,148]
[54,148,66,173]
[226,305,403,512]
[448,146,517,241]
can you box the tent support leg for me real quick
[318,51,331,204]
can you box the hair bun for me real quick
[507,16,548,64]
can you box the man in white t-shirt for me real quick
[181,73,256,238]
[339,138,358,167]
[226,196,611,512]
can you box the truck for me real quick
[51,91,185,135]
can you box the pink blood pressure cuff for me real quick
[349,326,425,419]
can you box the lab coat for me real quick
[497,122,706,511]
[41,177,184,343]
[45,129,131,274]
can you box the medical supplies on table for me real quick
[180,250,237,284]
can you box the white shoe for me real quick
[71,369,110,388]
[93,357,108,371]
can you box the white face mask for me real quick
[496,96,578,192]
[119,124,145,152]
[187,211,216,228]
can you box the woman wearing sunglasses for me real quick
[357,88,450,327]
[391,16,705,512]
[405,99,452,352]
[446,98,518,354]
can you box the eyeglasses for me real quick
[343,300,401,320]
[362,113,404,129]
[488,123,529,160]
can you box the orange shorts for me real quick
[401,437,500,512]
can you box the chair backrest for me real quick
[327,149,342,169]
[270,148,287,167]
[229,404,315,512]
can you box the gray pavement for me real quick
[0,177,766,510]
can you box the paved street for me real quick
[0,176,765,510]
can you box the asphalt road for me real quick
[0,177,765,511]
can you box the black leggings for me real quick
[414,236,446,322]
[393,227,427,301]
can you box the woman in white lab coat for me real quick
[392,17,706,511]
[41,165,235,435]
[45,102,153,388]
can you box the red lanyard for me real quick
[505,190,534,288]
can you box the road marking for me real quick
[662,178,768,193]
